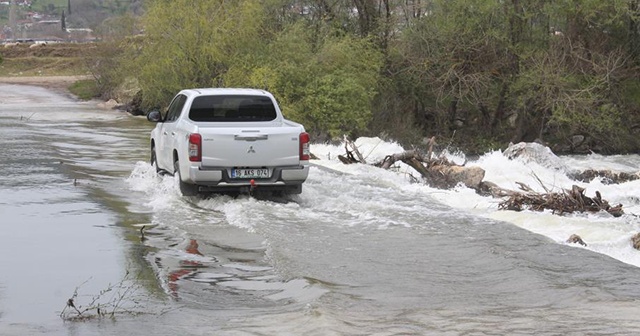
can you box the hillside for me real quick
[0,0,143,37]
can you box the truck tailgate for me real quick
[199,126,301,167]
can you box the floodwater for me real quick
[1,84,640,335]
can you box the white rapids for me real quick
[310,137,640,268]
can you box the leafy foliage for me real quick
[133,0,265,106]
[124,0,382,138]
[380,0,640,152]
[241,27,382,138]
[94,0,640,153]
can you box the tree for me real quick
[124,0,382,138]
[382,0,512,138]
[132,0,266,106]
[377,0,640,152]
[96,0,640,152]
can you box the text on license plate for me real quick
[231,168,270,179]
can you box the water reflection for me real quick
[167,239,204,297]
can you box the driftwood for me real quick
[490,183,624,217]
[338,136,483,190]
[632,233,640,250]
[568,169,640,184]
[480,182,623,217]
[337,135,363,164]
[567,234,587,246]
[337,137,625,218]
[371,138,485,189]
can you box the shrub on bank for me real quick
[68,79,99,100]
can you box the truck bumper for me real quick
[189,166,223,182]
[187,165,309,194]
[280,165,309,181]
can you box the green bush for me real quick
[68,79,99,100]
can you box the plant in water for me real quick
[59,269,146,321]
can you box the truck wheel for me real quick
[150,146,160,173]
[174,160,198,196]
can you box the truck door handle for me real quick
[171,132,176,136]
[234,135,268,141]
[163,131,167,135]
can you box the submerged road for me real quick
[1,84,640,335]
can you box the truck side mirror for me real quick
[147,111,162,122]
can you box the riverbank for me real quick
[0,75,91,95]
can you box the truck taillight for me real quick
[299,132,310,161]
[188,133,202,162]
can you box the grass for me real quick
[0,43,100,101]
[0,43,91,76]
[0,57,88,76]
[68,79,99,100]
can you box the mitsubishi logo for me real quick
[247,146,256,154]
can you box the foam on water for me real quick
[126,161,183,212]
[126,137,640,268]
[311,137,640,268]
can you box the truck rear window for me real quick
[189,95,277,122]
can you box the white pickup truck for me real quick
[146,88,310,196]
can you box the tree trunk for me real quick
[490,82,509,134]
[375,149,485,189]
[630,1,640,62]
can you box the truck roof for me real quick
[181,88,272,96]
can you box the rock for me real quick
[431,164,485,189]
[552,143,571,154]
[570,135,585,148]
[566,234,587,246]
[533,138,547,146]
[113,77,141,106]
[631,233,640,250]
[477,181,499,196]
[503,142,568,171]
[97,99,119,110]
[125,90,145,115]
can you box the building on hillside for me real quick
[66,28,94,42]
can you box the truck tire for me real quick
[150,146,160,173]
[174,160,198,196]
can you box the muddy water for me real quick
[2,84,640,335]
[0,85,153,335]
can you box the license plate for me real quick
[231,168,270,179]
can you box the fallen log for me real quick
[371,149,484,189]
[375,150,425,170]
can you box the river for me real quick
[1,84,640,335]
